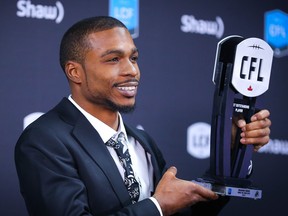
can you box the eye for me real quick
[130,55,139,63]
[108,57,119,62]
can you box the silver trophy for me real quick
[194,36,273,199]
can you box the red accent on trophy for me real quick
[247,85,253,91]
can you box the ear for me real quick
[65,61,83,84]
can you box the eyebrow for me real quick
[100,47,139,58]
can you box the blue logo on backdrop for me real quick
[264,9,288,57]
[109,0,139,39]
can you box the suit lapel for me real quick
[73,117,132,206]
[57,98,131,206]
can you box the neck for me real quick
[70,96,120,131]
[96,110,119,131]
[85,106,120,131]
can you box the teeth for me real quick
[117,86,136,91]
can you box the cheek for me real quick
[85,68,103,84]
[88,75,114,93]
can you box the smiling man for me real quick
[63,25,140,127]
[15,16,271,216]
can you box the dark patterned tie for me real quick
[106,132,140,204]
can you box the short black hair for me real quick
[59,16,127,72]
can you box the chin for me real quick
[118,104,136,113]
[105,99,136,113]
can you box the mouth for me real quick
[115,80,139,97]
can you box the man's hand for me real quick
[153,167,218,216]
[236,109,271,151]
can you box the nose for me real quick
[121,59,139,77]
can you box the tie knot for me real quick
[117,132,126,143]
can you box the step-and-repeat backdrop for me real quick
[1,1,288,215]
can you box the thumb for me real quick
[166,166,177,176]
[237,119,246,129]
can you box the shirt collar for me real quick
[68,95,128,143]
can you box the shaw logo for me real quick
[16,0,64,24]
[181,15,224,39]
[259,139,288,155]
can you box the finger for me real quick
[241,135,270,145]
[241,126,270,139]
[166,166,178,176]
[245,118,271,131]
[192,183,218,200]
[251,109,270,122]
[237,119,246,129]
[240,135,270,146]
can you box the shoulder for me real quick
[22,97,80,134]
[15,98,82,151]
[125,124,155,144]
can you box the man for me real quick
[15,16,271,216]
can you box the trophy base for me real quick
[193,177,262,200]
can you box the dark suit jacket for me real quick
[15,98,228,216]
[15,98,167,216]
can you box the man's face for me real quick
[76,27,140,113]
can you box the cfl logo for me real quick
[232,38,273,97]
[239,56,264,83]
